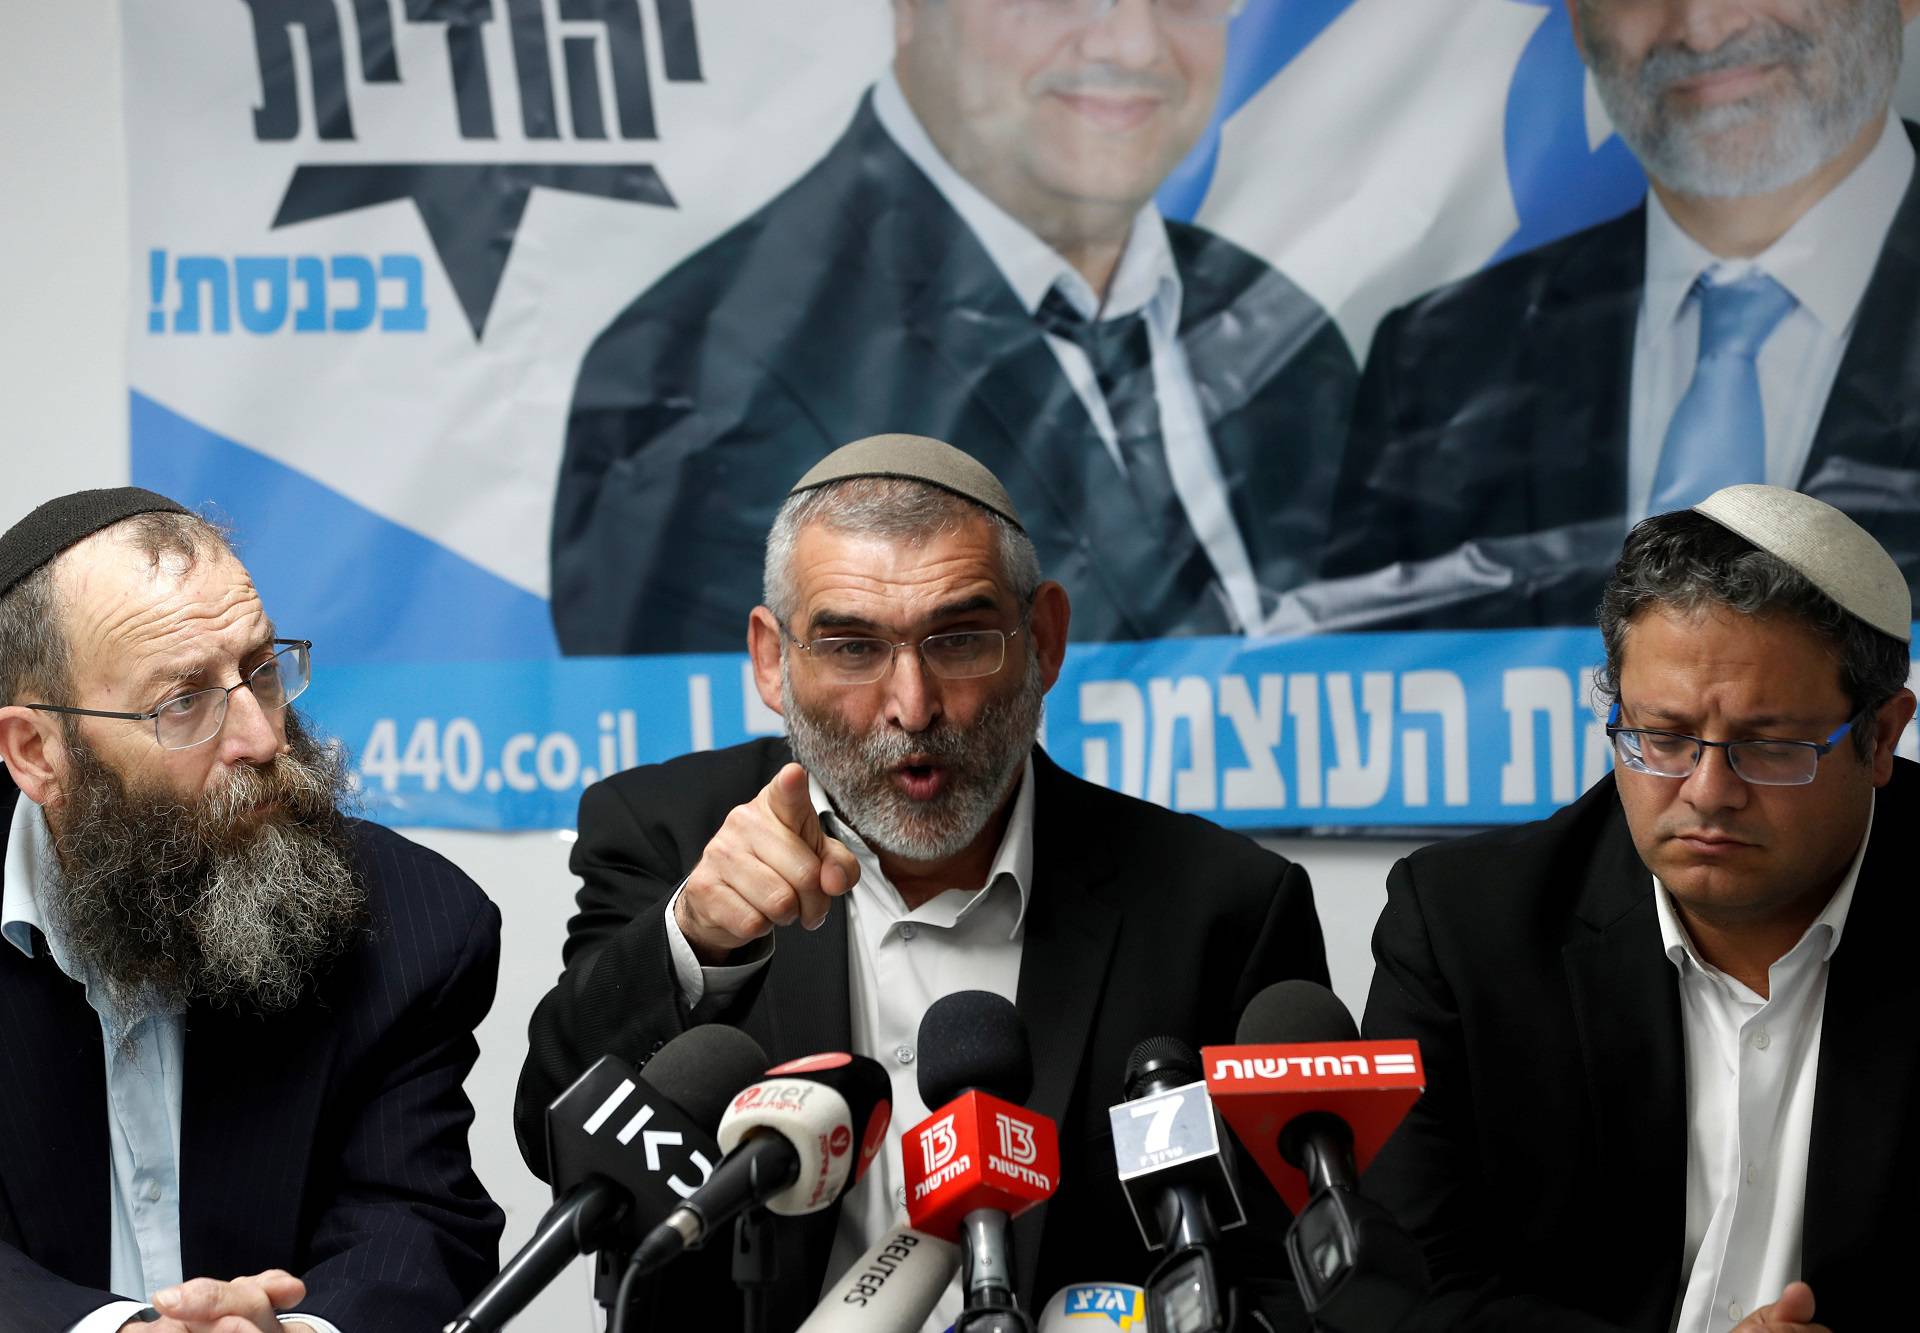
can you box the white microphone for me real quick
[1034,1283,1147,1331]
[794,1225,962,1332]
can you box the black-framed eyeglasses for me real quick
[1605,701,1859,787]
[25,639,313,752]
[783,624,1021,686]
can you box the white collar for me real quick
[812,754,1036,939]
[1656,790,1872,977]
[3,793,63,968]
[1643,113,1915,343]
[870,69,1181,324]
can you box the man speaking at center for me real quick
[518,435,1329,1330]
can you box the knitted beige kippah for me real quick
[1694,484,1911,642]
[789,434,1023,531]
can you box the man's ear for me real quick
[1027,581,1071,694]
[0,707,64,808]
[748,607,787,717]
[1870,688,1916,786]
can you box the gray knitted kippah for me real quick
[0,488,192,598]
[1693,484,1911,643]
[789,434,1023,530]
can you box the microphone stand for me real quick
[955,1209,1034,1333]
[732,1207,780,1333]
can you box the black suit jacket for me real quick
[551,91,1359,653]
[0,789,505,1333]
[1320,120,1920,630]
[1359,765,1918,1331]
[515,738,1330,1329]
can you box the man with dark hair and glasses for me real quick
[0,489,503,1333]
[519,435,1329,1331]
[1361,483,1916,1333]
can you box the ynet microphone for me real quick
[442,1024,768,1333]
[905,990,1060,1333]
[793,1223,962,1332]
[631,1050,893,1272]
[1110,1037,1245,1333]
[1205,981,1428,1333]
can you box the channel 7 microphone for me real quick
[1109,1037,1245,1333]
[1204,981,1428,1333]
[630,1050,893,1272]
[905,991,1060,1333]
[443,1024,768,1333]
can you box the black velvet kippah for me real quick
[0,487,192,598]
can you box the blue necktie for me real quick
[1647,271,1797,515]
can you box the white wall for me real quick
[8,6,1920,1329]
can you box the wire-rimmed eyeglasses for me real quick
[783,625,1020,686]
[25,639,312,752]
[1605,701,1860,787]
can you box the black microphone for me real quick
[915,990,1047,1333]
[1111,1037,1246,1333]
[629,1050,894,1274]
[442,1025,768,1333]
[1235,982,1427,1333]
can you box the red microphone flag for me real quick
[902,1089,1060,1240]
[1201,1040,1424,1214]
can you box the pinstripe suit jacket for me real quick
[0,786,505,1333]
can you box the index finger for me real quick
[764,763,823,845]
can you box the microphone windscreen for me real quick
[1235,980,1359,1046]
[641,1025,770,1131]
[1122,1035,1202,1099]
[915,990,1032,1108]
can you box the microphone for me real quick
[1205,981,1428,1333]
[631,1050,893,1273]
[1110,1037,1245,1333]
[443,1025,768,1333]
[793,1224,962,1332]
[1034,1283,1146,1331]
[904,991,1059,1333]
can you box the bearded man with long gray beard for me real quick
[1318,0,1920,631]
[516,435,1330,1333]
[0,489,503,1333]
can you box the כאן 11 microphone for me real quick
[793,1224,962,1332]
[1110,1037,1246,1333]
[442,1024,769,1333]
[1034,1283,1146,1331]
[905,990,1060,1333]
[629,1050,893,1273]
[1205,981,1429,1333]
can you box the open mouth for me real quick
[892,761,949,802]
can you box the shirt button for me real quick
[894,1186,907,1208]
[900,924,917,941]
[1728,1300,1742,1321]
[895,1045,915,1065]
[1745,1163,1757,1185]
[143,1181,162,1203]
[1751,1028,1770,1050]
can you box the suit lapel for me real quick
[1803,782,1917,1282]
[1010,753,1122,1305]
[1559,794,1686,1327]
[1801,121,1920,536]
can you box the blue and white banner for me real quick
[121,2,1920,830]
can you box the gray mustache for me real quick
[1634,22,1816,94]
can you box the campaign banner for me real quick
[121,2,1920,831]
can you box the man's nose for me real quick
[1679,740,1749,813]
[216,681,286,768]
[882,644,942,733]
[1078,0,1171,67]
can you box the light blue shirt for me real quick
[2,796,341,1333]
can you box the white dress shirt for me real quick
[1656,797,1871,1333]
[1,797,342,1333]
[1628,113,1915,524]
[665,759,1035,1333]
[869,70,1267,632]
